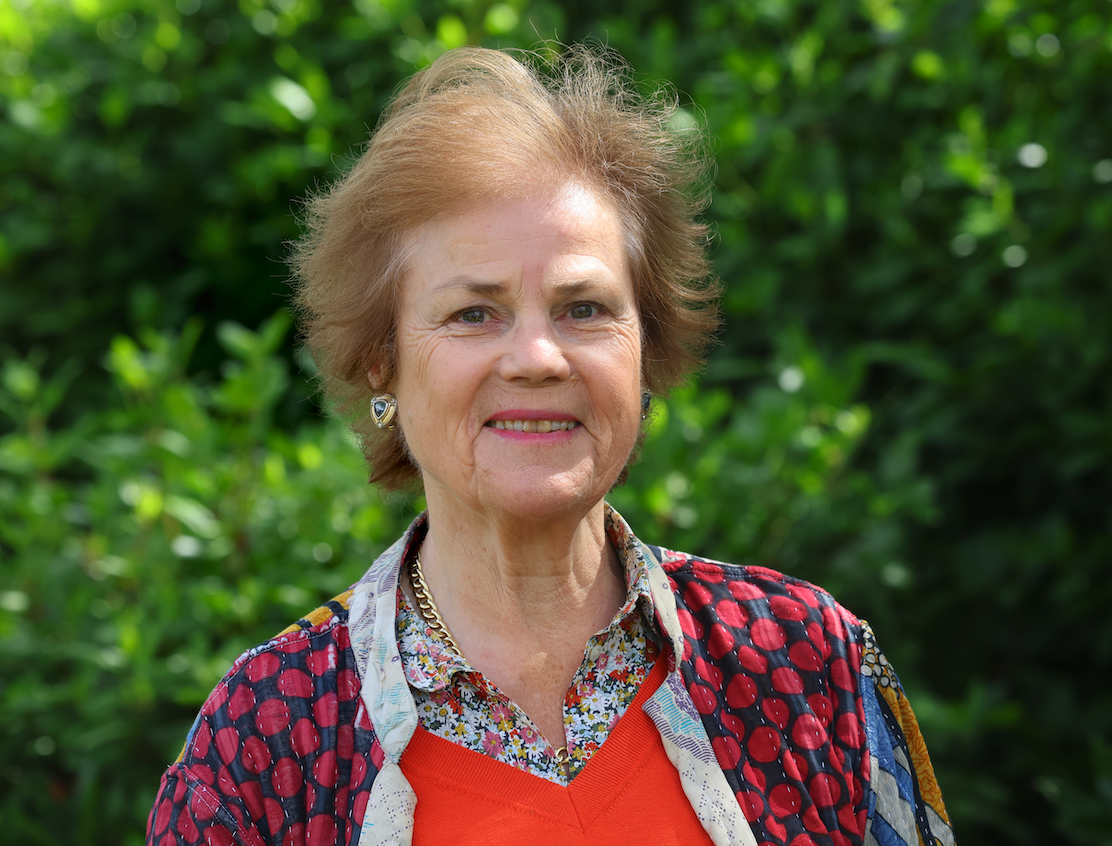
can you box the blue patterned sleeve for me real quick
[859,623,956,846]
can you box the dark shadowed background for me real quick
[2,0,1110,843]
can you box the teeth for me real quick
[489,420,578,432]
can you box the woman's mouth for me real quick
[486,420,580,433]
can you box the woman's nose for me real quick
[497,316,572,384]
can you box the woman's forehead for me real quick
[402,188,627,288]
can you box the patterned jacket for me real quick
[147,510,955,846]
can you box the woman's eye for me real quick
[458,308,487,324]
[568,303,599,320]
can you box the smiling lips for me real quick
[486,419,580,433]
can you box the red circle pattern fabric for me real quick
[147,597,381,846]
[652,548,870,846]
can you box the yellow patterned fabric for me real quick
[277,588,355,635]
[876,678,951,835]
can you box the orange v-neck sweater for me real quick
[400,658,715,845]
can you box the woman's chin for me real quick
[471,464,614,522]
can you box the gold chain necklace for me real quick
[407,549,571,774]
[408,551,463,656]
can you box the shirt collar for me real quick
[604,502,658,623]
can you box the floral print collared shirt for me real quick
[396,506,662,785]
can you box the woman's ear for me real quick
[367,363,385,391]
[367,349,396,392]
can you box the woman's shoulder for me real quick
[200,590,361,701]
[646,543,863,631]
[190,589,363,740]
[147,590,379,846]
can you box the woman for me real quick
[147,46,954,846]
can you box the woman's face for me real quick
[388,183,643,522]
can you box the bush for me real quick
[0,318,416,845]
[3,0,1111,843]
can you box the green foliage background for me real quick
[2,0,1110,843]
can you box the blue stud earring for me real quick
[370,394,397,429]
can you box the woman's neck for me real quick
[407,495,628,750]
[415,495,624,636]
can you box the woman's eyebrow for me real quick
[547,280,596,297]
[433,277,507,296]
